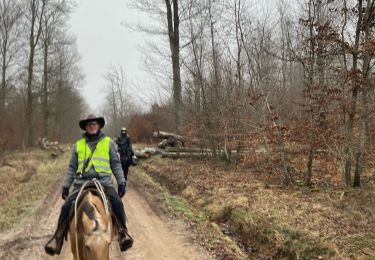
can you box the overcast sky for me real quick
[68,0,282,113]
[69,0,151,112]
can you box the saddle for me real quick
[68,183,109,221]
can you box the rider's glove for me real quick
[118,183,126,198]
[62,187,69,200]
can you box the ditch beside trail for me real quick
[0,181,213,260]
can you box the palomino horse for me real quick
[69,181,115,260]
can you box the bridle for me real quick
[74,178,110,260]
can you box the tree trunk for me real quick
[111,81,118,131]
[306,146,314,187]
[165,0,182,133]
[208,0,220,96]
[235,0,242,90]
[354,85,367,187]
[265,96,291,185]
[26,0,46,147]
[1,45,6,114]
[26,37,35,147]
[279,5,287,90]
[343,0,363,186]
[353,0,373,187]
[306,0,316,187]
[189,14,214,154]
[42,36,49,138]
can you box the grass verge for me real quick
[135,155,374,259]
[0,149,68,230]
[131,164,248,260]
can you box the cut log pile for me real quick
[38,137,65,158]
[153,131,186,148]
[150,130,241,162]
[131,130,245,162]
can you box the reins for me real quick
[74,178,110,260]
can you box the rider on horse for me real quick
[45,114,133,255]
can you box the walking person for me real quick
[115,127,134,189]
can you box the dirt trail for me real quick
[0,183,213,260]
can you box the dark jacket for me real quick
[63,132,125,190]
[116,134,133,164]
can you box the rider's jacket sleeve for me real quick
[62,144,78,189]
[109,139,126,185]
[127,138,133,153]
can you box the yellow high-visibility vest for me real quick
[76,136,112,174]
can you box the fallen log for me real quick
[161,151,242,160]
[154,131,208,148]
[161,152,212,159]
[134,148,160,159]
[165,147,209,153]
[153,131,185,140]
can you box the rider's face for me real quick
[86,121,100,135]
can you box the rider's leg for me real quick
[106,186,133,251]
[45,193,77,255]
[121,162,129,182]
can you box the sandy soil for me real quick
[0,183,213,260]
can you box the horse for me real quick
[69,182,115,260]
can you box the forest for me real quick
[0,0,374,259]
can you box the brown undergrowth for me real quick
[131,165,249,260]
[0,148,68,230]
[136,154,375,259]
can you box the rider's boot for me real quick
[118,226,133,251]
[45,213,69,256]
[44,228,65,255]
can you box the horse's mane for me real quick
[81,200,96,220]
[79,192,106,232]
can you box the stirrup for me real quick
[119,229,133,252]
[45,235,63,256]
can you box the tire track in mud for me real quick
[0,182,213,260]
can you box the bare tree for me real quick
[0,0,85,148]
[353,0,375,187]
[165,0,182,133]
[0,0,22,114]
[52,32,86,141]
[128,0,183,133]
[24,0,47,147]
[102,65,137,136]
[41,0,72,137]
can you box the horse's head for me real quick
[71,190,113,260]
[82,214,112,259]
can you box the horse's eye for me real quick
[85,245,90,251]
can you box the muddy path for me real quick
[0,182,213,260]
